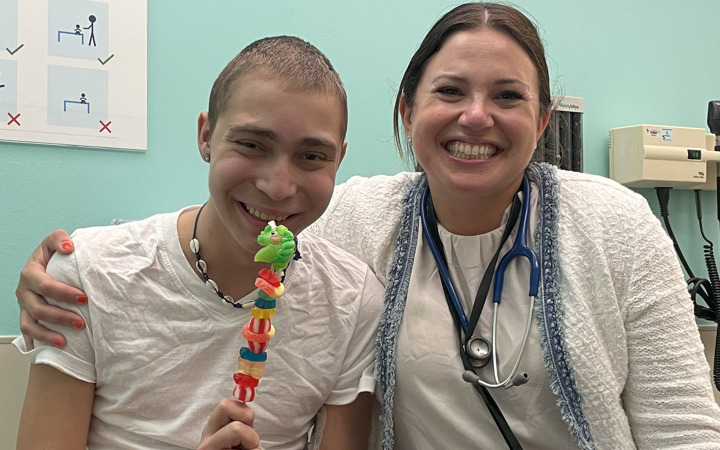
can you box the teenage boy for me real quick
[13,36,382,450]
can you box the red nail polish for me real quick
[61,241,73,251]
[73,320,84,329]
[77,295,87,304]
[52,339,63,348]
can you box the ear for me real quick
[337,140,348,168]
[399,94,413,138]
[197,111,211,158]
[536,109,551,140]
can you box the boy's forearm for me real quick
[319,392,373,450]
[18,363,94,449]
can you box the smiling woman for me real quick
[305,3,720,448]
[399,28,549,236]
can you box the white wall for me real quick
[0,337,29,449]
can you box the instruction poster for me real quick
[0,0,147,151]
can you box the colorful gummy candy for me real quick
[232,221,294,402]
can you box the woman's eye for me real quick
[498,91,523,100]
[438,86,461,96]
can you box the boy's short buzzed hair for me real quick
[208,36,348,139]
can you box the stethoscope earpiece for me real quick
[501,372,529,390]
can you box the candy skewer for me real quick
[232,221,295,402]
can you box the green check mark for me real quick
[98,54,115,65]
[6,44,24,55]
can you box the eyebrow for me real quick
[430,74,465,85]
[431,74,531,90]
[226,125,275,140]
[226,125,338,149]
[494,78,531,90]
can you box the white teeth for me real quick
[447,142,496,160]
[245,205,288,222]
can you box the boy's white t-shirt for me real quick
[14,207,383,449]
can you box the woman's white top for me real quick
[393,185,577,449]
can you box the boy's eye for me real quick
[235,141,258,149]
[302,153,328,162]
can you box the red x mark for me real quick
[99,120,112,133]
[7,112,20,126]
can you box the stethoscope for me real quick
[420,174,540,390]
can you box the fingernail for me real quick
[77,295,87,304]
[52,339,63,348]
[72,320,84,329]
[61,241,74,251]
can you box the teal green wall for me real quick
[2,0,719,334]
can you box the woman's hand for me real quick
[198,399,261,450]
[17,229,87,349]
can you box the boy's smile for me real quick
[197,75,347,262]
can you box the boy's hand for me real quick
[198,399,261,450]
[17,230,87,350]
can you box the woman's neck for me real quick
[428,183,519,236]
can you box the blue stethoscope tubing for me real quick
[493,175,540,302]
[420,173,541,389]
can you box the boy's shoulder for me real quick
[67,209,180,263]
[71,209,172,240]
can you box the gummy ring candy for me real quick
[251,307,276,319]
[233,372,260,387]
[239,347,267,361]
[258,268,281,287]
[255,298,277,309]
[242,322,273,343]
[237,359,267,379]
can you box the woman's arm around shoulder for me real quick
[17,229,87,349]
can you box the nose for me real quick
[458,96,494,130]
[255,158,298,201]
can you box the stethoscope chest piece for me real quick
[465,335,491,368]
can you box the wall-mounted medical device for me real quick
[609,125,719,190]
[532,96,583,172]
